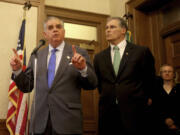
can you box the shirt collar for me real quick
[49,41,65,53]
[110,39,127,51]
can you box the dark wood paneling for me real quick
[160,20,180,38]
[148,11,164,72]
[133,10,153,49]
[136,0,171,12]
[163,32,180,82]
[0,119,9,135]
[161,0,180,27]
[126,0,180,73]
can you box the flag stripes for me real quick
[6,18,28,135]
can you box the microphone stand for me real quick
[31,52,38,135]
[28,39,45,135]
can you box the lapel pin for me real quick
[69,62,72,65]
[126,52,128,56]
[67,56,72,65]
[67,56,70,59]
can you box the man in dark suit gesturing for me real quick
[10,16,97,135]
[93,17,156,135]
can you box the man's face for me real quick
[105,19,126,45]
[43,18,65,47]
[161,66,175,81]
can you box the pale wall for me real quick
[0,1,37,119]
[110,0,129,17]
[45,0,129,17]
[45,0,110,15]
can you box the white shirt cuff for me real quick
[13,69,22,76]
[79,66,88,77]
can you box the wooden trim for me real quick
[0,119,5,124]
[160,20,180,38]
[0,119,8,135]
[126,0,146,9]
[0,0,40,6]
[65,38,98,46]
[126,0,172,12]
[0,119,6,128]
[36,0,45,43]
[45,6,108,53]
[45,6,108,23]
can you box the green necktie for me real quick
[113,46,121,75]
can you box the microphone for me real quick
[31,39,46,55]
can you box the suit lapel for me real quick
[116,42,133,78]
[52,43,72,87]
[104,47,116,80]
[37,46,49,89]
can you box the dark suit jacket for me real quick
[93,41,156,134]
[14,43,97,134]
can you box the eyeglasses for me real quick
[161,70,173,73]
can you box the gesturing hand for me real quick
[10,48,22,71]
[71,45,86,70]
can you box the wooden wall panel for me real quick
[164,32,180,82]
[148,11,164,71]
[133,10,153,50]
[126,0,180,73]
[161,0,180,27]
[0,120,9,135]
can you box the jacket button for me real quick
[115,83,118,87]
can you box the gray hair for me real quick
[107,17,128,31]
[43,16,64,31]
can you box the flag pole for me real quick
[23,2,37,134]
[23,2,32,135]
[123,13,133,42]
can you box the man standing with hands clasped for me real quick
[10,16,97,135]
[93,17,156,135]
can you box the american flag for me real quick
[6,18,28,135]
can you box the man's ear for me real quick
[43,31,47,38]
[122,28,126,34]
[63,29,65,35]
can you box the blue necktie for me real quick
[48,48,57,88]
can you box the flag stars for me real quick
[17,40,21,48]
[18,44,21,48]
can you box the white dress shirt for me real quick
[48,41,65,74]
[110,39,127,63]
